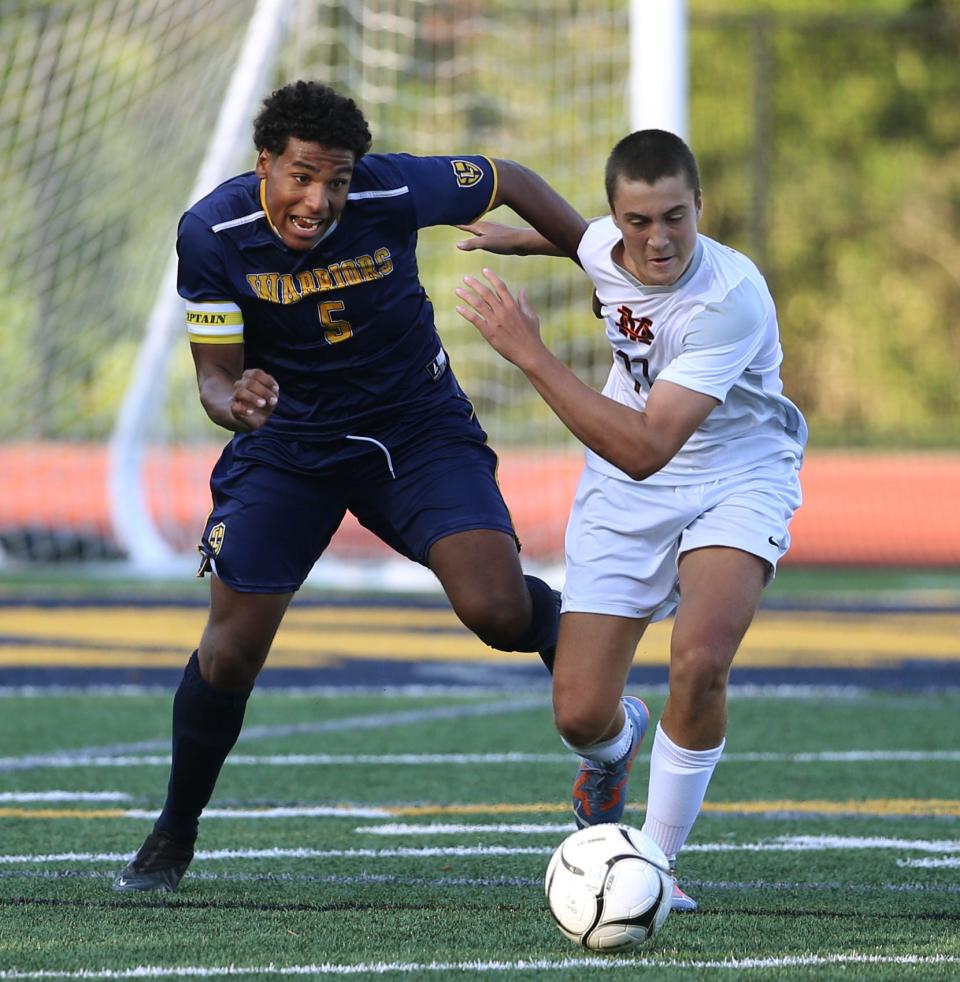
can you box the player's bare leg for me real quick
[553,612,646,747]
[428,529,560,666]
[663,546,766,746]
[114,579,292,892]
[644,545,768,910]
[198,576,294,691]
[552,612,651,827]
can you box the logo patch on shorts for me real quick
[451,159,484,188]
[426,348,448,381]
[208,522,226,555]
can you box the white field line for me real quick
[0,846,553,866]
[3,749,957,769]
[725,750,960,762]
[0,953,957,978]
[0,685,555,699]
[0,683,884,700]
[898,857,960,868]
[684,835,960,854]
[357,823,574,835]
[351,831,960,855]
[0,700,550,772]
[226,753,569,764]
[24,753,570,768]
[0,791,132,802]
[3,835,959,866]
[352,824,960,841]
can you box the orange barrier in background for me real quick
[1,443,958,565]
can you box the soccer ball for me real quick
[544,823,672,951]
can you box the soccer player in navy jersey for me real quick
[112,80,584,893]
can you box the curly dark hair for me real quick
[252,80,372,159]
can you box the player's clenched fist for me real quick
[230,368,279,430]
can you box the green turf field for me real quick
[0,684,958,979]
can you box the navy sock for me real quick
[491,574,559,674]
[154,650,250,843]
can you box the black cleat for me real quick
[113,830,194,893]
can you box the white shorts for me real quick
[562,455,803,622]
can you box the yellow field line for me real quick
[701,798,960,817]
[1,640,958,667]
[3,799,959,819]
[388,799,960,818]
[6,608,960,642]
[1,607,959,667]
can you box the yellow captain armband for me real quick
[185,300,244,344]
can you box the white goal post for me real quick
[107,0,293,570]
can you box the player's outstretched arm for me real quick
[456,270,718,481]
[488,159,588,262]
[456,220,565,258]
[190,342,279,433]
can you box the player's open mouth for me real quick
[290,216,322,231]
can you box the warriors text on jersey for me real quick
[577,216,808,485]
[178,153,498,441]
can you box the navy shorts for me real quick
[197,407,517,593]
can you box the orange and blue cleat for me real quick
[571,695,650,828]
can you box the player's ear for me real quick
[254,149,272,177]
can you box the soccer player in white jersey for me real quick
[454,130,807,911]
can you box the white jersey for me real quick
[577,217,808,486]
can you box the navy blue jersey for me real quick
[178,153,498,439]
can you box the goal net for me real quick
[1,0,630,583]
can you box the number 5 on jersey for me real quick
[318,300,352,343]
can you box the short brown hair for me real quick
[604,130,701,204]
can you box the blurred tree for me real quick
[691,0,959,445]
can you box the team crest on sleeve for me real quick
[451,159,484,188]
[207,522,226,555]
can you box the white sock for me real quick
[641,722,724,864]
[561,703,634,764]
